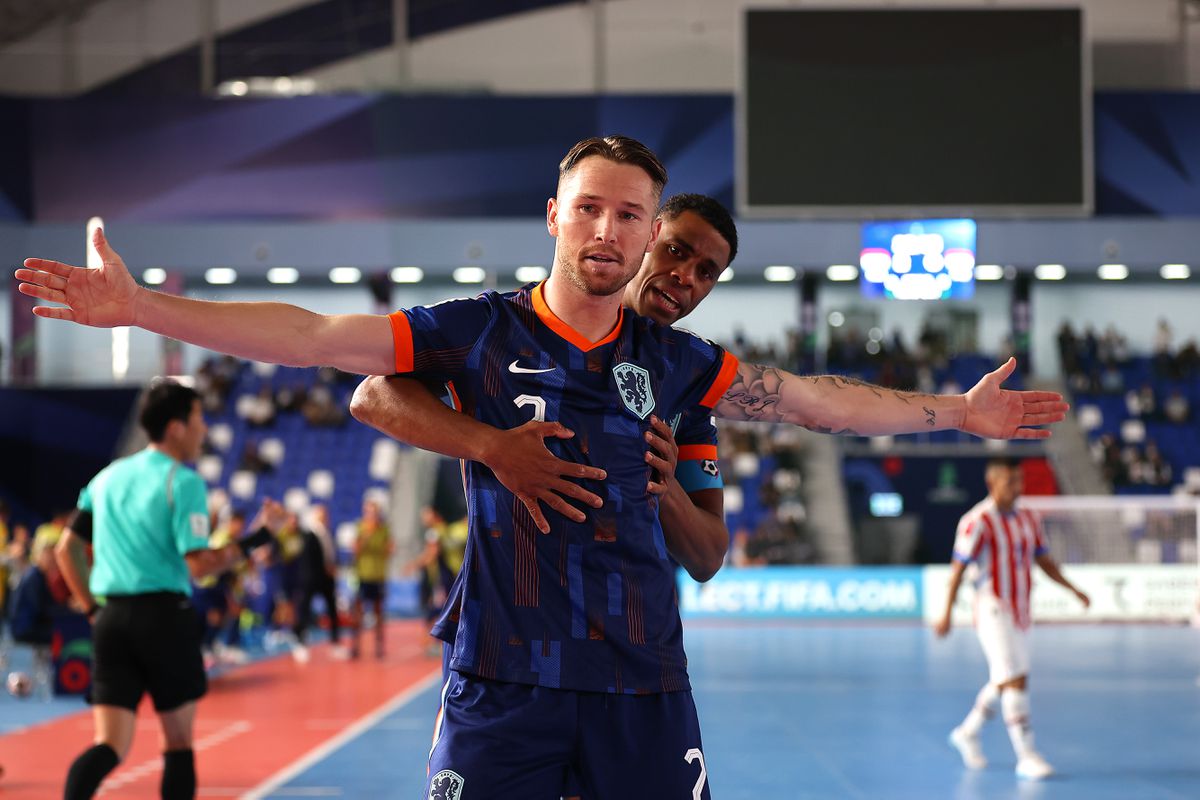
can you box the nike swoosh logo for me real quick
[508,360,555,374]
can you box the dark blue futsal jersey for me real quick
[388,282,738,694]
[429,405,725,661]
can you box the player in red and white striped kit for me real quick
[934,457,1090,780]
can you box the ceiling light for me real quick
[1097,264,1128,281]
[826,264,859,282]
[390,267,424,283]
[267,267,299,284]
[329,267,361,284]
[717,269,734,283]
[515,265,548,283]
[1034,264,1066,281]
[764,265,796,282]
[205,268,237,285]
[453,267,486,284]
[974,264,1004,281]
[142,268,167,285]
[1161,264,1190,280]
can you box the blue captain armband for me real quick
[676,445,723,493]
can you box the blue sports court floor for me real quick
[261,623,1200,799]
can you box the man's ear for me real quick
[645,216,663,252]
[547,197,559,237]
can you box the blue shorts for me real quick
[426,670,710,800]
[358,580,385,603]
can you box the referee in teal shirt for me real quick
[55,380,278,800]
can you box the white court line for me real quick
[97,720,253,795]
[242,669,441,800]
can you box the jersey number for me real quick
[513,394,547,422]
[685,748,707,799]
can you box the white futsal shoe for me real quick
[1015,751,1054,780]
[949,726,987,770]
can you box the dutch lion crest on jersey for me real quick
[429,769,464,800]
[613,362,655,419]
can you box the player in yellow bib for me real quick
[351,500,392,659]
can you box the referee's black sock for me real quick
[64,743,119,800]
[161,748,196,800]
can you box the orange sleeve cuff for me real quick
[699,351,740,409]
[677,444,718,462]
[388,310,414,374]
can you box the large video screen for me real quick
[741,8,1088,217]
[860,219,976,300]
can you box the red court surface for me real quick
[0,620,440,798]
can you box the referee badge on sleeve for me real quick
[190,512,210,538]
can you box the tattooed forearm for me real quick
[829,376,883,399]
[715,364,787,422]
[804,424,861,436]
[713,363,949,432]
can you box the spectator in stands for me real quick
[1081,325,1099,366]
[1175,339,1200,377]
[292,504,344,659]
[301,384,346,427]
[1163,389,1190,424]
[351,499,392,659]
[405,506,468,653]
[32,510,70,559]
[1093,434,1127,487]
[9,538,71,648]
[192,510,245,669]
[1056,322,1078,377]
[746,486,815,565]
[1125,383,1157,420]
[274,382,308,413]
[193,358,228,413]
[238,440,272,474]
[1100,325,1130,364]
[245,386,277,428]
[1099,360,1124,394]
[1142,441,1173,487]
[728,529,763,568]
[272,512,304,658]
[1153,318,1174,377]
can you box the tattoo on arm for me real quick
[830,375,883,399]
[719,363,785,422]
[803,423,860,436]
[923,406,936,426]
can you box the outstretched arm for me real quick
[712,357,1067,439]
[349,376,607,533]
[1035,553,1090,608]
[17,230,395,375]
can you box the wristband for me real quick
[237,526,275,556]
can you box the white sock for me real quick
[959,683,999,736]
[1002,688,1035,758]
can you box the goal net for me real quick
[1016,495,1199,623]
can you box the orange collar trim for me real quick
[531,281,624,352]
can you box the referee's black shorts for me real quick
[91,591,207,713]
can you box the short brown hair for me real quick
[558,135,668,201]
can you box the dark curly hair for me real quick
[657,193,738,266]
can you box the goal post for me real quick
[924,495,1200,625]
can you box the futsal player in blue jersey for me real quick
[18,135,737,798]
[18,133,1069,799]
